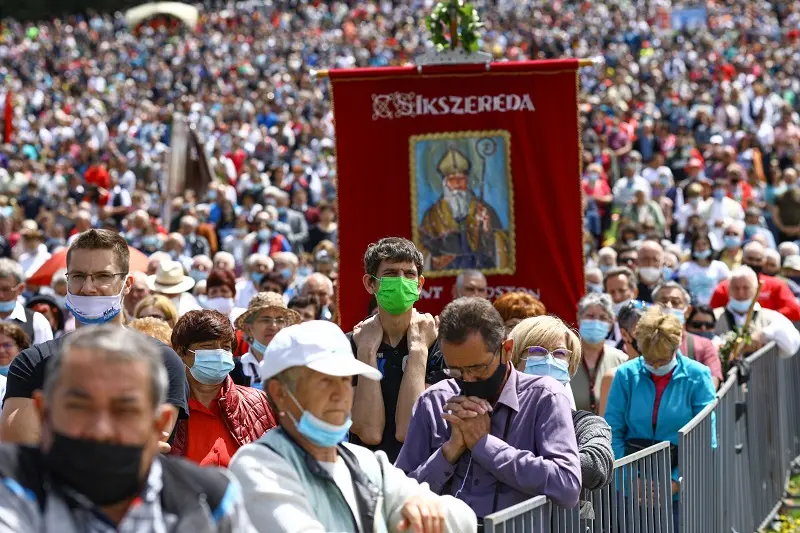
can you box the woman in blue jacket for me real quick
[604,306,716,532]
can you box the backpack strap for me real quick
[159,457,232,522]
[686,333,695,360]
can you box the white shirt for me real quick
[170,292,203,317]
[678,261,730,306]
[728,304,800,357]
[235,279,258,310]
[318,459,362,531]
[0,375,6,403]
[18,244,51,279]
[5,302,54,346]
[240,349,263,387]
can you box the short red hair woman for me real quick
[170,309,276,466]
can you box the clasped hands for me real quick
[441,396,492,464]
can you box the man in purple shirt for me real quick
[395,298,581,519]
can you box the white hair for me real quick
[272,252,299,267]
[730,266,758,286]
[214,251,235,269]
[245,254,274,272]
[764,249,781,264]
[598,247,618,260]
[586,267,603,280]
[180,215,198,229]
[743,241,765,254]
[725,220,745,234]
[0,259,24,285]
[456,270,487,287]
[51,268,68,288]
[779,242,800,258]
[192,255,213,269]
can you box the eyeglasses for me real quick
[66,271,127,292]
[688,321,715,331]
[258,317,287,327]
[443,351,499,379]
[520,346,572,362]
[0,342,17,351]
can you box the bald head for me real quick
[303,273,334,307]
[638,240,664,269]
[742,241,765,272]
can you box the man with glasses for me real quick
[652,282,723,388]
[0,229,188,446]
[0,259,52,345]
[348,237,441,463]
[395,297,580,521]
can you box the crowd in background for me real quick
[0,0,799,531]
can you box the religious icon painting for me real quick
[410,130,516,277]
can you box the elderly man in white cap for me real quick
[147,260,202,316]
[229,321,477,533]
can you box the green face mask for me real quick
[373,276,420,315]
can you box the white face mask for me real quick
[204,297,235,316]
[612,299,631,316]
[638,266,662,284]
[65,285,125,325]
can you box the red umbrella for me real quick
[26,246,150,287]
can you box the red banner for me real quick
[3,92,11,144]
[330,60,584,330]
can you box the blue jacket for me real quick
[604,354,716,481]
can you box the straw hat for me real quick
[147,260,195,295]
[19,220,44,239]
[234,291,301,331]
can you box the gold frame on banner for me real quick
[409,129,516,279]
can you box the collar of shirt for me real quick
[240,350,261,378]
[495,365,520,413]
[8,301,26,322]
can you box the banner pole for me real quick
[311,57,601,79]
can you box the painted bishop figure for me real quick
[419,147,510,272]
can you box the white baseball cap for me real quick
[259,321,382,382]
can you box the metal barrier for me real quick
[484,441,674,533]
[483,495,551,533]
[485,340,800,533]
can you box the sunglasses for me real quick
[688,321,715,331]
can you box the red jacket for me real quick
[171,375,276,457]
[709,274,800,322]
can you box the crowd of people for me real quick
[0,0,799,531]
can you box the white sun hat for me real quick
[259,321,382,382]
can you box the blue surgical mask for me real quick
[286,388,352,447]
[728,298,752,315]
[280,268,292,281]
[723,236,742,249]
[745,224,760,236]
[693,249,712,260]
[599,264,611,274]
[190,269,209,282]
[142,236,160,249]
[663,266,675,280]
[258,229,271,241]
[579,319,611,345]
[0,365,9,377]
[251,272,265,285]
[644,356,678,376]
[188,349,235,385]
[298,266,313,277]
[667,308,686,325]
[713,188,726,200]
[250,338,268,355]
[0,299,16,313]
[587,283,603,294]
[168,249,179,260]
[524,354,571,384]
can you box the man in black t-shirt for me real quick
[348,237,444,463]
[0,229,188,446]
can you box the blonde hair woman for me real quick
[604,307,716,531]
[133,294,179,328]
[508,315,614,491]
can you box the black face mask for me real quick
[692,331,715,340]
[456,358,508,400]
[44,431,145,506]
[745,263,763,275]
